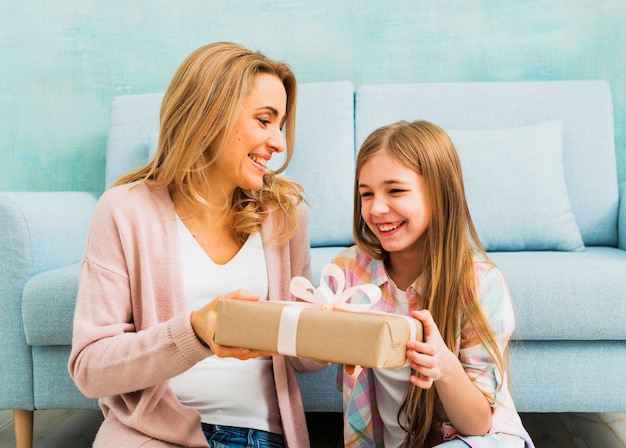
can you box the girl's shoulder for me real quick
[332,245,386,285]
[472,257,507,290]
[471,257,515,330]
[332,245,371,268]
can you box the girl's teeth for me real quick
[378,223,398,232]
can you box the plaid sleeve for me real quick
[459,263,515,406]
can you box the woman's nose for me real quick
[267,126,285,153]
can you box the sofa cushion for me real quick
[355,81,618,247]
[22,264,79,346]
[284,81,355,248]
[491,247,626,341]
[510,340,626,412]
[448,120,584,251]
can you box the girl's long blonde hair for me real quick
[113,42,303,243]
[353,120,507,447]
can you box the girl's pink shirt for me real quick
[69,182,322,447]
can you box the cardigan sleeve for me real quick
[68,184,212,398]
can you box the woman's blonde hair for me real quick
[353,120,507,446]
[113,42,303,243]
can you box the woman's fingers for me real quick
[211,343,277,359]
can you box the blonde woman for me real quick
[334,120,534,447]
[69,42,324,448]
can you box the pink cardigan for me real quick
[69,182,323,447]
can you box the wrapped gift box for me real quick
[214,298,422,369]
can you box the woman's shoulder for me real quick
[97,182,170,214]
[90,182,173,235]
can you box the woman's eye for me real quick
[258,118,270,126]
[360,191,373,198]
[390,189,405,194]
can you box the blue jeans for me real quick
[201,423,285,448]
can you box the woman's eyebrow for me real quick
[256,106,279,116]
[257,106,286,128]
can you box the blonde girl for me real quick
[334,120,534,447]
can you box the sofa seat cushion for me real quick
[510,340,626,412]
[22,264,80,346]
[491,247,626,340]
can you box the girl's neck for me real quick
[385,251,424,292]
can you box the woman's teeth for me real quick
[249,155,267,167]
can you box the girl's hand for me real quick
[190,289,276,360]
[406,309,454,389]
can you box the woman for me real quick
[69,42,324,448]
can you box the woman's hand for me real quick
[190,289,277,360]
[405,309,456,389]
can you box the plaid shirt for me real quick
[333,246,534,448]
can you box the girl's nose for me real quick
[370,196,389,215]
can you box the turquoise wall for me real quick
[1,0,625,192]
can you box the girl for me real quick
[333,120,534,447]
[69,42,324,447]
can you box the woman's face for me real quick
[211,73,287,194]
[358,149,431,259]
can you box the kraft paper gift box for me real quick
[214,264,422,369]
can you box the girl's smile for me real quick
[376,221,405,234]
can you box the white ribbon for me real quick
[277,264,382,357]
[277,263,419,363]
[289,263,382,312]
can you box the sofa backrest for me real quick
[105,82,356,249]
[105,93,162,189]
[355,81,618,247]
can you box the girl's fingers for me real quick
[407,339,435,355]
[406,350,436,368]
[409,372,434,389]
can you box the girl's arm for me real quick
[406,309,493,436]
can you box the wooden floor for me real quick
[1,409,625,447]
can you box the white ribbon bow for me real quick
[289,263,381,312]
[281,263,417,363]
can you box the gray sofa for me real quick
[1,80,625,447]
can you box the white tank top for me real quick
[372,278,411,447]
[169,217,281,433]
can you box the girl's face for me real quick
[211,73,287,194]
[358,149,431,259]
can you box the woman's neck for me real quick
[171,189,243,265]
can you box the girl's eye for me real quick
[258,118,270,126]
[360,191,373,198]
[390,189,405,194]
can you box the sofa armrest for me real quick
[0,191,98,409]
[617,182,626,250]
[0,192,98,275]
